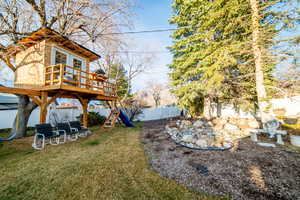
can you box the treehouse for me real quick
[0,27,117,127]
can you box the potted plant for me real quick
[282,123,300,147]
[289,127,300,147]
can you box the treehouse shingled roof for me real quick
[5,27,101,61]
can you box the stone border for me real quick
[173,140,233,151]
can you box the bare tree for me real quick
[147,82,163,107]
[0,0,133,137]
[118,50,155,101]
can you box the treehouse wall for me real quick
[14,39,91,89]
[14,40,46,88]
[44,40,90,74]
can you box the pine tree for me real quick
[109,64,130,98]
[169,0,263,116]
[168,0,298,118]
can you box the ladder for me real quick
[102,110,120,129]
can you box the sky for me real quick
[123,0,174,92]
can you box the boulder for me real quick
[166,127,179,136]
[195,139,208,148]
[181,120,192,126]
[182,135,194,143]
[229,118,238,124]
[224,123,239,130]
[214,142,223,148]
[214,123,224,130]
[237,118,250,129]
[207,121,214,127]
[248,120,260,129]
[193,120,204,128]
[219,118,228,125]
[229,129,243,136]
[239,123,251,130]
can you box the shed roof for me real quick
[5,27,101,62]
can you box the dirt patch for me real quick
[141,119,300,200]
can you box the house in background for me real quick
[0,93,18,110]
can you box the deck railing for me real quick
[44,64,116,97]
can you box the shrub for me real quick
[282,123,300,136]
[77,112,106,127]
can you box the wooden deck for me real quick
[42,64,117,100]
[0,64,117,101]
[0,64,118,126]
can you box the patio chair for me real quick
[57,122,78,141]
[32,123,60,150]
[69,121,91,138]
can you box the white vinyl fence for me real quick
[1,96,300,129]
[90,106,182,121]
[0,106,182,129]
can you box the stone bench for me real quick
[250,119,287,145]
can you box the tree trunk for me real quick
[10,95,38,138]
[203,96,212,119]
[216,99,222,117]
[250,0,269,123]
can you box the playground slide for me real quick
[0,132,17,142]
[119,110,135,127]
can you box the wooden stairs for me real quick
[102,110,120,129]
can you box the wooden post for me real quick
[82,100,88,127]
[51,65,54,85]
[59,64,64,86]
[40,92,48,124]
[77,96,89,128]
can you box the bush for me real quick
[77,112,106,127]
[282,123,300,136]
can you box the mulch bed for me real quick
[141,119,300,200]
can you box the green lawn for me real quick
[0,124,222,200]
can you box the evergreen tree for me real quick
[168,0,298,118]
[169,0,262,116]
[109,64,130,98]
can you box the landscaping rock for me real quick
[182,135,194,143]
[248,120,260,128]
[195,139,208,148]
[181,120,192,127]
[193,120,204,128]
[143,119,300,200]
[224,123,239,130]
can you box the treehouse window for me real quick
[55,51,67,65]
[73,58,82,69]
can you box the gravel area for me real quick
[141,119,300,200]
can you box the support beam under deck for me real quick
[0,86,41,96]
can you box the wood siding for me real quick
[14,40,46,88]
[14,39,91,89]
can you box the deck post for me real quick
[40,92,48,124]
[82,99,89,127]
[77,96,89,128]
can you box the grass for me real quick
[0,123,222,200]
[0,127,35,138]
